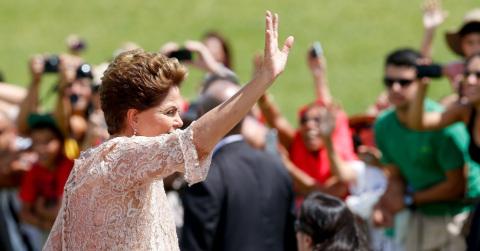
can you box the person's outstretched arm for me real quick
[192,11,294,158]
[257,94,296,149]
[419,0,447,59]
[16,56,44,135]
[0,83,26,105]
[406,79,463,131]
[307,45,332,105]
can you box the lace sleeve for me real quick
[106,123,212,189]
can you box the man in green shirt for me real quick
[372,48,470,250]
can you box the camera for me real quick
[167,49,193,61]
[310,41,323,58]
[416,64,443,78]
[76,63,93,80]
[44,55,60,73]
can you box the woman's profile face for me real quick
[135,86,184,136]
[464,56,480,104]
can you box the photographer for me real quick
[373,48,471,250]
[420,3,480,104]
[408,52,480,251]
[16,54,102,159]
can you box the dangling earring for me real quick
[133,127,138,136]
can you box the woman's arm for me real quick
[257,94,296,149]
[185,40,237,79]
[0,83,26,105]
[192,11,294,158]
[307,48,332,105]
[407,80,464,130]
[110,12,293,188]
[319,108,358,183]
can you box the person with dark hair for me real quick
[181,79,296,251]
[373,48,472,250]
[420,4,480,101]
[202,31,233,70]
[16,53,96,160]
[443,9,480,83]
[18,114,73,249]
[408,51,480,251]
[43,11,294,250]
[295,192,367,251]
[257,46,357,197]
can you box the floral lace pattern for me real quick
[43,124,211,250]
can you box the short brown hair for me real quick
[100,49,187,135]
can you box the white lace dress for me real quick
[43,125,211,250]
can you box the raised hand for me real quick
[29,55,44,83]
[307,43,326,76]
[256,11,294,83]
[159,41,180,56]
[422,0,447,30]
[184,40,215,71]
[317,107,336,140]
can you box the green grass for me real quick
[0,0,477,125]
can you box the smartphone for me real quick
[416,64,443,78]
[310,41,323,58]
[168,49,193,61]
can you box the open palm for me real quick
[259,11,294,83]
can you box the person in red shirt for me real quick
[19,114,73,233]
[257,45,357,198]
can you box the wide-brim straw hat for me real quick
[446,9,480,56]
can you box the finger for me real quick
[273,13,279,40]
[281,36,294,54]
[264,11,273,56]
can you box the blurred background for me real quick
[0,0,477,124]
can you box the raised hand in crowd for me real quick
[420,0,447,59]
[16,56,45,134]
[307,42,333,105]
[193,11,294,154]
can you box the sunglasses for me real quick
[464,71,480,78]
[383,77,415,88]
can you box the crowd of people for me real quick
[1,2,480,251]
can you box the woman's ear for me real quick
[126,109,139,134]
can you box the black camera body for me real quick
[416,64,443,79]
[44,55,60,73]
[168,49,193,61]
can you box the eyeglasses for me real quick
[464,71,480,78]
[383,77,415,88]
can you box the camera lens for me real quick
[76,64,93,79]
[70,94,79,104]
